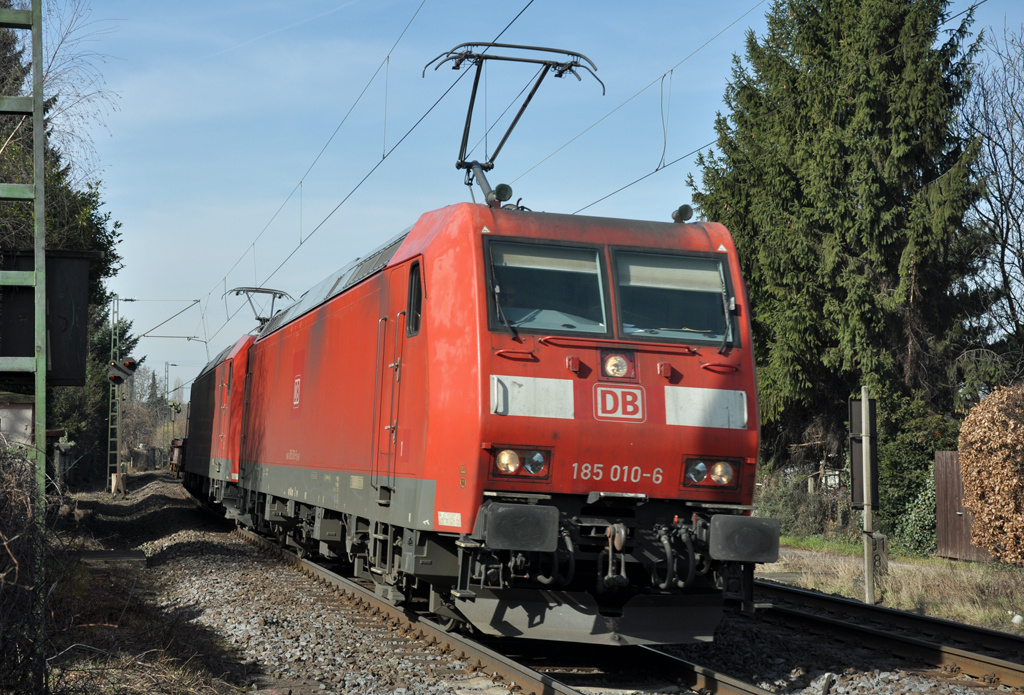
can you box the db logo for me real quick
[292,376,301,407]
[593,384,646,422]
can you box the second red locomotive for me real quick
[184,199,779,645]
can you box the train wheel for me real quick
[273,527,287,550]
[437,616,459,632]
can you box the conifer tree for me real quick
[147,371,160,407]
[689,0,983,467]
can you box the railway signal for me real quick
[107,356,138,385]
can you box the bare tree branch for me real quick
[960,25,1024,395]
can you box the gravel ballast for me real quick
[72,471,1023,695]
[76,472,510,695]
[666,611,1020,695]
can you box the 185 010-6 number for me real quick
[571,462,663,484]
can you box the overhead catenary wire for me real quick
[206,72,479,345]
[658,69,673,170]
[206,0,430,301]
[256,70,473,289]
[133,1,537,350]
[572,0,989,215]
[202,0,537,347]
[145,335,205,340]
[199,297,211,361]
[258,4,536,286]
[133,1,431,348]
[257,0,536,289]
[190,302,205,343]
[137,300,201,339]
[510,0,766,186]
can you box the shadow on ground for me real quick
[46,470,261,694]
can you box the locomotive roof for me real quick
[194,342,234,380]
[257,227,412,339]
[249,202,732,342]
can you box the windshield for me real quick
[489,241,607,334]
[616,252,730,343]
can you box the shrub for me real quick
[755,470,856,538]
[0,448,43,692]
[893,471,936,556]
[0,447,81,693]
[877,395,959,541]
[959,384,1024,564]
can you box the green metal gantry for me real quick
[107,294,121,491]
[0,2,47,689]
[0,1,46,502]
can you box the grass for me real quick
[761,544,1024,636]
[46,560,241,695]
[780,534,862,556]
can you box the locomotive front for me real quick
[446,207,779,645]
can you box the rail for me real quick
[183,485,775,695]
[753,582,1024,689]
[755,581,1024,655]
[641,647,775,695]
[234,527,582,695]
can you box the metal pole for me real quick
[30,0,45,498]
[31,0,48,688]
[164,361,169,451]
[861,385,875,604]
[470,162,495,203]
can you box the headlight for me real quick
[522,451,547,475]
[604,354,629,378]
[685,460,707,483]
[710,461,734,485]
[492,448,551,479]
[495,449,520,474]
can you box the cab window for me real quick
[488,241,607,335]
[407,262,422,336]
[615,252,731,344]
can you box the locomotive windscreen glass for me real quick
[489,242,606,333]
[616,252,730,342]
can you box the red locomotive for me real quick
[184,198,779,645]
[184,43,778,646]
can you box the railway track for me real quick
[185,490,1023,694]
[234,527,575,695]
[233,526,774,695]
[750,580,1024,690]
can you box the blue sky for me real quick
[77,0,1024,393]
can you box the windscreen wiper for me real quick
[717,265,733,355]
[494,286,518,339]
[488,247,518,339]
